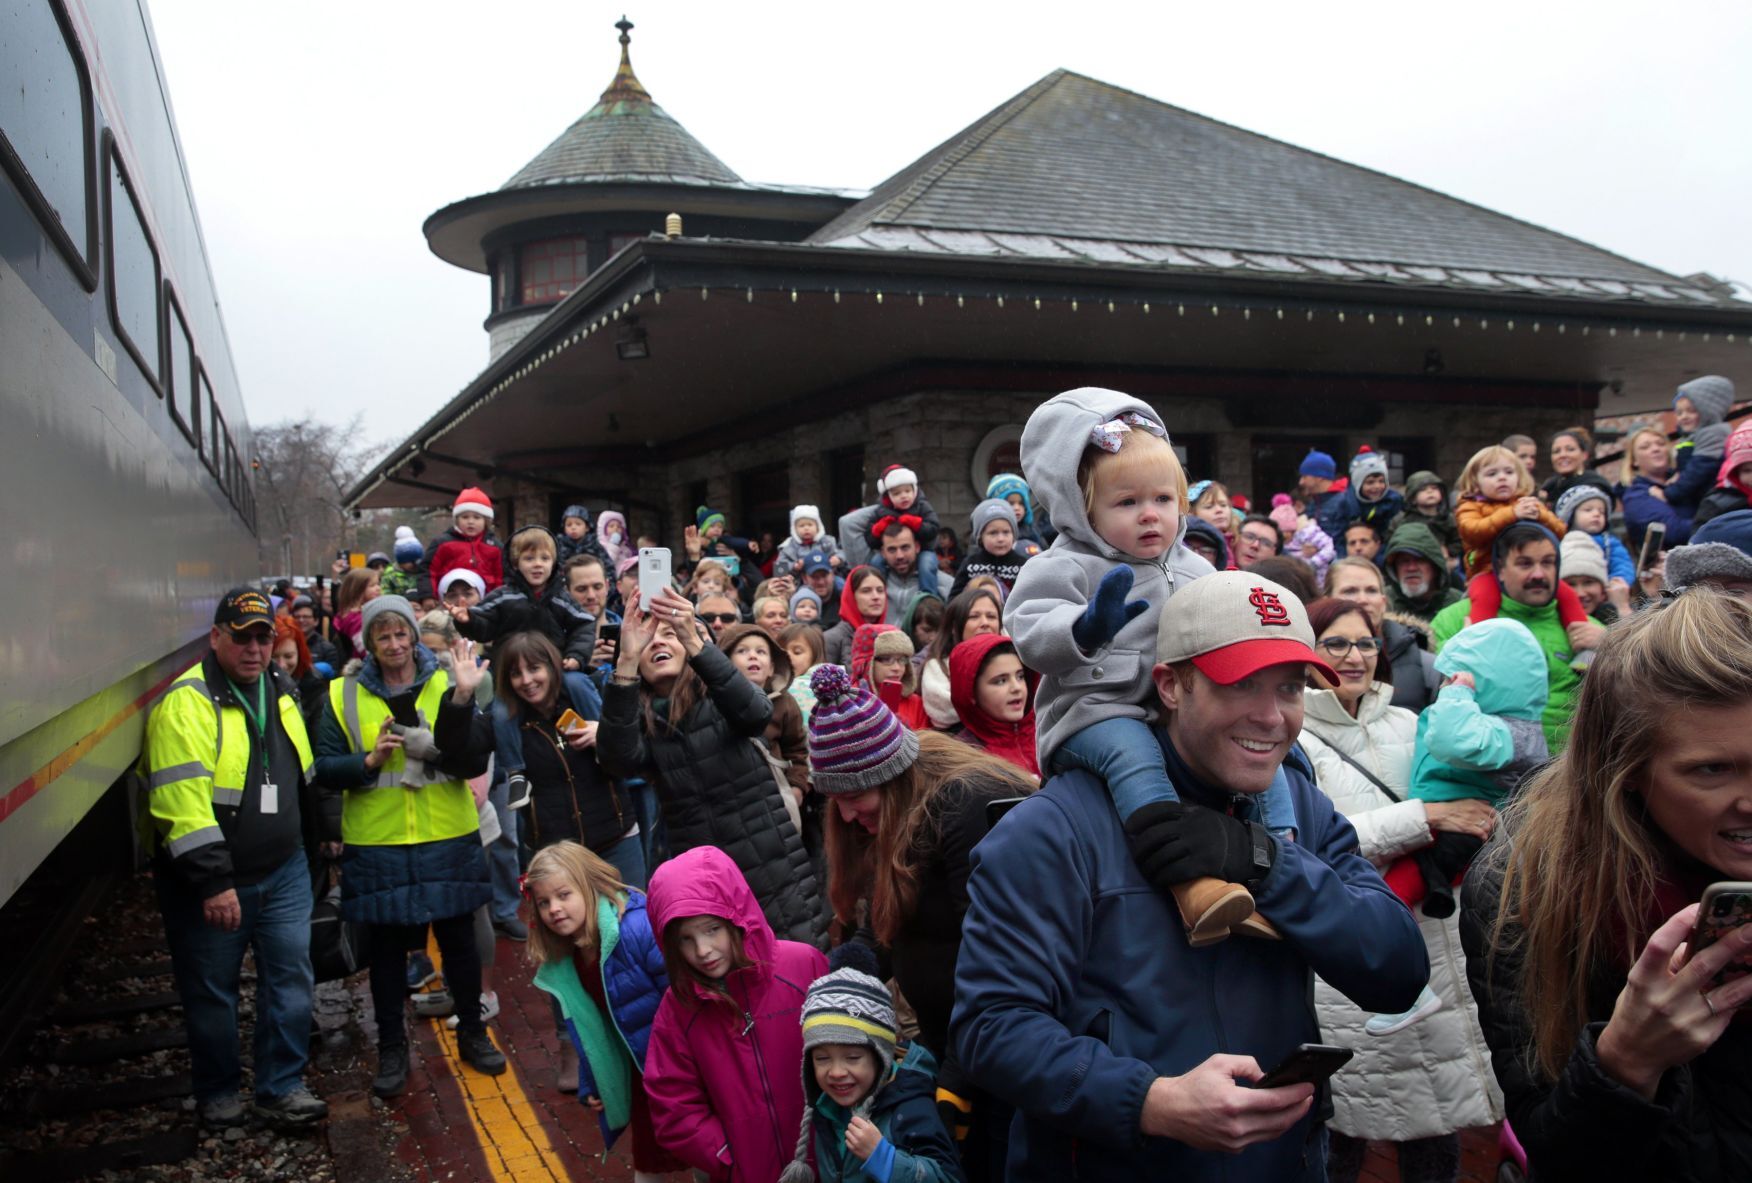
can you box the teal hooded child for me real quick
[1410,617,1550,807]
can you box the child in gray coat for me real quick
[1006,388,1295,945]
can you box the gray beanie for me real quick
[1350,448,1388,487]
[777,954,898,1183]
[1665,543,1752,592]
[1676,375,1735,426]
[969,498,1015,544]
[1560,531,1608,585]
[361,594,420,645]
[1554,484,1610,528]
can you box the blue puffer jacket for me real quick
[533,891,668,1144]
[952,734,1429,1182]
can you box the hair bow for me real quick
[1089,412,1167,454]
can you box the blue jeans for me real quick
[866,550,940,597]
[486,773,522,923]
[599,830,648,891]
[157,852,315,1103]
[1055,717,1298,836]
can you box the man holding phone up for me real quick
[952,574,1428,1181]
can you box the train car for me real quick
[0,0,259,906]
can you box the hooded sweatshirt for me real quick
[1410,619,1549,806]
[1398,471,1462,560]
[595,511,633,571]
[948,634,1039,777]
[1666,375,1737,519]
[644,847,828,1183]
[1383,520,1464,623]
[1005,388,1214,766]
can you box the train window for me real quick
[105,146,160,390]
[208,403,226,482]
[0,0,95,285]
[165,290,197,445]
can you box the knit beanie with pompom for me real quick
[1269,494,1299,538]
[806,666,919,794]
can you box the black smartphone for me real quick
[1252,1043,1353,1089]
[598,623,621,646]
[985,796,1027,831]
[390,698,421,729]
[1691,881,1752,987]
[1637,521,1666,576]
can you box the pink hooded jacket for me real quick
[643,846,827,1183]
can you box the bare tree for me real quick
[252,416,404,577]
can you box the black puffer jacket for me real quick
[598,645,825,947]
[1460,856,1752,1182]
[1383,616,1440,713]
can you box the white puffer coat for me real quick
[1300,684,1503,1141]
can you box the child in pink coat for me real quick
[643,846,828,1183]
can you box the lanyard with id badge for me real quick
[226,675,278,814]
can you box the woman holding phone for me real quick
[1461,589,1752,1181]
[597,587,825,947]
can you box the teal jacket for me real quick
[1429,593,1593,750]
[1412,619,1550,806]
[803,1044,964,1183]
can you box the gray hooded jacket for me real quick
[1004,388,1213,765]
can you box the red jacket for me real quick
[643,847,827,1183]
[427,526,504,592]
[949,633,1040,777]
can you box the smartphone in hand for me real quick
[1251,1044,1353,1089]
[555,708,586,734]
[639,548,673,605]
[1691,882,1752,987]
[1637,522,1667,576]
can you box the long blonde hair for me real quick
[825,730,1035,944]
[523,841,630,966]
[1488,589,1752,1080]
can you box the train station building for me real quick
[347,19,1752,541]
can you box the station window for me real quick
[106,145,160,389]
[0,0,95,283]
[492,251,515,313]
[519,238,589,304]
[166,290,198,445]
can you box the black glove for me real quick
[934,1054,974,1143]
[1123,801,1273,893]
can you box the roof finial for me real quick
[600,14,651,105]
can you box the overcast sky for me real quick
[147,0,1752,449]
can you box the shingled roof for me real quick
[809,71,1723,305]
[502,18,741,190]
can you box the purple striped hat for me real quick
[806,665,920,795]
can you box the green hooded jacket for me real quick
[1398,470,1462,560]
[1383,520,1464,623]
[1430,592,1594,751]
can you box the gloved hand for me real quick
[1123,801,1272,892]
[1071,566,1150,652]
[400,727,441,762]
[934,1054,974,1143]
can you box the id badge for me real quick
[260,781,278,814]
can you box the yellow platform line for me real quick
[422,932,574,1182]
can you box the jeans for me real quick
[625,779,663,870]
[1056,717,1298,836]
[866,550,941,598]
[599,829,648,891]
[486,773,522,923]
[158,851,315,1103]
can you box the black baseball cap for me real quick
[215,587,275,632]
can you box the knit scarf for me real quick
[533,897,634,1126]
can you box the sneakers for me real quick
[446,991,501,1029]
[373,1043,411,1098]
[492,914,528,942]
[1366,985,1446,1036]
[457,1030,507,1075]
[411,988,455,1019]
[506,773,532,810]
[406,952,438,992]
[198,1094,247,1128]
[254,1085,328,1128]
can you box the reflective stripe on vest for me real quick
[326,670,477,847]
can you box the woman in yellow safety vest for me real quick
[312,594,501,1095]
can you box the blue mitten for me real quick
[1071,567,1150,651]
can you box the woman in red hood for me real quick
[822,565,887,668]
[948,633,1040,779]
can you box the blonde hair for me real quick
[685,559,734,599]
[335,567,378,616]
[1486,590,1752,1081]
[508,525,557,563]
[418,609,457,648]
[1455,445,1533,501]
[523,842,630,966]
[1618,427,1671,485]
[1079,430,1188,517]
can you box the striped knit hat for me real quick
[806,665,919,794]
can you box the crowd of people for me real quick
[139,378,1752,1181]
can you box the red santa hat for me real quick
[877,465,919,495]
[452,486,494,520]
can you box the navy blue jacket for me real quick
[951,737,1428,1182]
[1619,474,1693,551]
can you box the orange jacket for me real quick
[1455,497,1566,576]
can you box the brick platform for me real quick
[383,932,1512,1182]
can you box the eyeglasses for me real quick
[1239,532,1278,548]
[700,612,740,625]
[1317,636,1381,657]
[229,629,275,647]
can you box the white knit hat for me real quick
[1560,531,1608,585]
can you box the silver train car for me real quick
[1,0,258,905]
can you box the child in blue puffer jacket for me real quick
[526,841,681,1182]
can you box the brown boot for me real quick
[557,1039,579,1093]
[1231,912,1282,940]
[1170,877,1256,947]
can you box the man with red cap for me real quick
[952,572,1429,1182]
